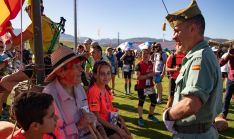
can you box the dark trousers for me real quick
[222,78,234,117]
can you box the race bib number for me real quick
[123,64,130,72]
[144,87,155,95]
[145,79,151,86]
[108,111,119,125]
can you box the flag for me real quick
[0,0,25,36]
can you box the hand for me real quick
[175,66,180,71]
[117,128,132,139]
[162,108,177,134]
[118,118,131,136]
[77,115,90,129]
[6,21,13,31]
[83,110,97,125]
[77,110,97,129]
[148,72,154,78]
[121,124,132,137]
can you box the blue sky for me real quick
[12,0,234,40]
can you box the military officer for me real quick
[162,0,223,138]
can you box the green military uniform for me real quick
[173,41,222,138]
[165,0,223,138]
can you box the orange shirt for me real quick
[166,52,186,79]
[7,129,55,139]
[87,83,117,121]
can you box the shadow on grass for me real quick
[121,115,171,139]
[113,102,150,115]
[219,126,234,139]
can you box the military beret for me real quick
[166,0,201,28]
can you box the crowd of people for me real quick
[0,0,233,139]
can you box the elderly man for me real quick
[163,0,222,139]
[43,45,107,139]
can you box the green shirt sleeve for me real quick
[181,56,215,104]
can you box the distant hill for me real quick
[13,28,230,49]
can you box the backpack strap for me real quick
[170,52,176,68]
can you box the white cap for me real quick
[211,47,218,52]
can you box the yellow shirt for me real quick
[27,15,57,55]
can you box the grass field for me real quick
[112,72,234,139]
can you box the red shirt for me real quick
[135,60,154,89]
[87,83,117,121]
[166,52,186,79]
[7,129,55,139]
[220,54,234,80]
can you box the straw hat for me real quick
[45,45,85,82]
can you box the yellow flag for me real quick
[162,22,166,31]
[0,1,10,26]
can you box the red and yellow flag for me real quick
[0,0,25,36]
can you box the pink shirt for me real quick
[43,79,91,139]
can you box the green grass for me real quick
[6,64,233,138]
[112,72,234,139]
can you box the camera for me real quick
[229,48,234,55]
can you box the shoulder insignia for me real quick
[192,65,201,70]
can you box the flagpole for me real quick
[20,0,23,62]
[74,0,78,51]
[32,0,45,84]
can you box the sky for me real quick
[11,0,234,41]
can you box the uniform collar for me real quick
[185,40,208,59]
[55,79,75,101]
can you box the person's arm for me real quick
[118,116,132,136]
[120,53,126,61]
[76,111,96,130]
[166,55,174,72]
[166,54,216,120]
[161,53,168,78]
[136,71,154,80]
[114,55,118,69]
[135,63,154,80]
[219,53,231,67]
[93,112,130,139]
[9,29,33,46]
[167,95,202,120]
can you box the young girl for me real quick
[87,60,132,139]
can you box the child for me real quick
[87,60,132,139]
[8,91,57,139]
